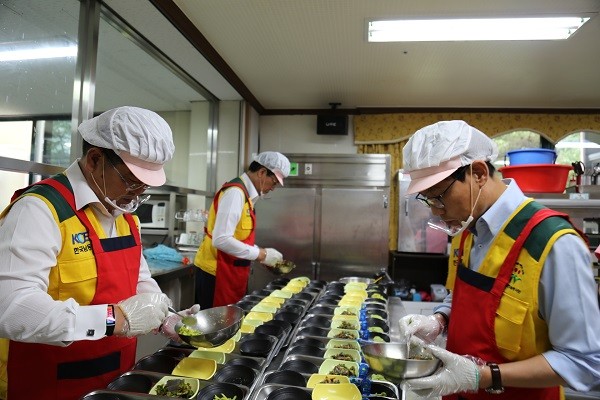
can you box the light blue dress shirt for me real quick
[434,179,600,391]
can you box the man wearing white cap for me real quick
[194,151,290,308]
[397,121,600,398]
[0,106,198,400]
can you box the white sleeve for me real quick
[0,195,162,344]
[0,196,107,343]
[137,251,162,293]
[211,187,260,260]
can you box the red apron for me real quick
[211,183,256,307]
[444,209,563,400]
[7,177,140,400]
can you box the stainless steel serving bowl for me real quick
[339,276,373,284]
[175,305,243,348]
[361,342,441,382]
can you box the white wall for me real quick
[159,110,191,189]
[216,101,242,188]
[259,115,357,154]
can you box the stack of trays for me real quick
[82,277,327,400]
[83,341,266,399]
[249,279,400,400]
[236,277,324,336]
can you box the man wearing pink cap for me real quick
[398,121,600,399]
[0,106,197,400]
[194,151,290,309]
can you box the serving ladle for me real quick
[168,306,197,326]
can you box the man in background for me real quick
[194,151,290,308]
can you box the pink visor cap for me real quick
[254,151,291,186]
[402,120,498,195]
[406,157,464,194]
[78,106,175,187]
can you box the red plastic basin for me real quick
[499,164,572,193]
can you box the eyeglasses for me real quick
[106,157,151,192]
[416,178,457,209]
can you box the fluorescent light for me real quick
[0,40,77,62]
[368,16,592,42]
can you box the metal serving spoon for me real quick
[168,306,197,326]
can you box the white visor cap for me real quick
[78,106,175,187]
[254,151,291,186]
[402,120,498,195]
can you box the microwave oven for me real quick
[136,199,169,228]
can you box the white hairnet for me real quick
[78,106,175,186]
[402,120,497,194]
[254,151,291,185]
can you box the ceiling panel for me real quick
[172,0,600,111]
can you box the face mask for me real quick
[90,158,150,214]
[427,170,483,237]
[427,214,474,237]
[104,194,149,214]
[257,174,275,199]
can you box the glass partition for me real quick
[0,0,78,118]
[0,0,217,198]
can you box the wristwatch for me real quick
[105,304,116,336]
[485,362,505,394]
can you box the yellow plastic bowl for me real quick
[311,382,361,400]
[171,358,217,380]
[306,374,350,389]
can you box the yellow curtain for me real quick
[354,112,600,144]
[355,112,600,252]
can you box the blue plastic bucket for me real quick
[506,148,556,165]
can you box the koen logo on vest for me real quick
[72,231,90,244]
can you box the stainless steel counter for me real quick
[146,254,195,311]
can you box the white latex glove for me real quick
[262,248,283,267]
[159,304,201,342]
[117,292,171,337]
[401,343,484,398]
[399,314,445,344]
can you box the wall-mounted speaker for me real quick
[316,115,348,135]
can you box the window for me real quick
[555,131,600,167]
[492,130,550,168]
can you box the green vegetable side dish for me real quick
[177,325,203,336]
[155,379,194,398]
[213,395,237,400]
[371,374,388,381]
[273,260,296,273]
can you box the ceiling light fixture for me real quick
[0,39,77,62]
[367,16,593,42]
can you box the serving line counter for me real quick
[147,252,196,311]
[82,277,409,399]
[80,275,597,400]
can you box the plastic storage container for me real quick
[506,148,556,165]
[499,164,572,193]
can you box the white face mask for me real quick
[104,194,149,214]
[427,170,483,237]
[90,158,150,214]
[428,214,474,237]
[257,174,276,199]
